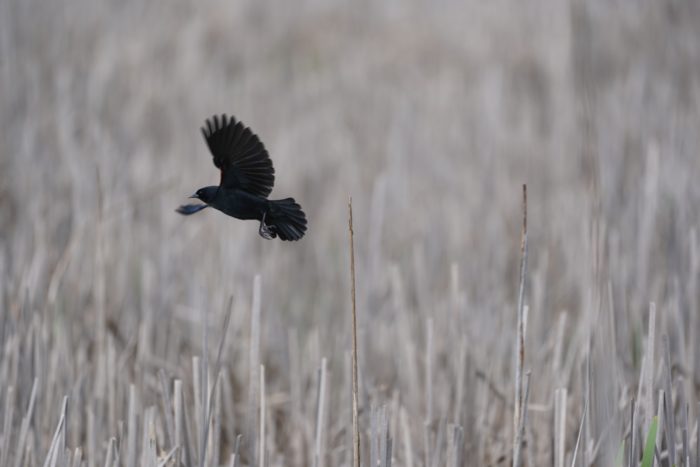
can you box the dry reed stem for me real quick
[554,388,567,467]
[260,364,266,467]
[516,373,532,467]
[348,198,361,467]
[513,184,528,466]
[570,389,589,467]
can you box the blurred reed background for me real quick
[1,0,700,465]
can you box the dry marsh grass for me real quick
[1,0,700,465]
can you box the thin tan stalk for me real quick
[513,184,528,465]
[349,198,361,467]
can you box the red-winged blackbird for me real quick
[176,114,307,241]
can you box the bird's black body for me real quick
[177,115,307,241]
[197,187,265,220]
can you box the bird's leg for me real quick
[258,211,276,239]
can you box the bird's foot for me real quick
[259,213,277,239]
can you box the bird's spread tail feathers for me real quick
[265,198,307,241]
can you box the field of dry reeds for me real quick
[1,0,700,465]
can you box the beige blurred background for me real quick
[1,0,700,465]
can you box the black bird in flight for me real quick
[177,114,307,241]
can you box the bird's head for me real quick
[191,186,218,204]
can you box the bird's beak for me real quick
[189,193,198,199]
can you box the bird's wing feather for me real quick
[176,204,208,215]
[201,114,275,198]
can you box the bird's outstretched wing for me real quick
[176,204,208,215]
[201,114,275,198]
